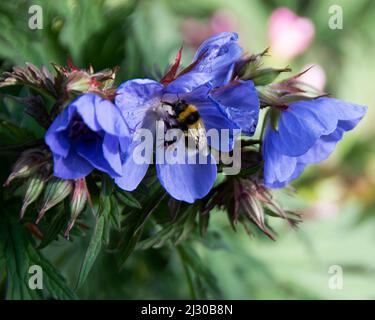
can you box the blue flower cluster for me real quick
[45,32,367,203]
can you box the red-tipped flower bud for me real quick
[64,178,90,237]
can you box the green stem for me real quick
[259,108,271,154]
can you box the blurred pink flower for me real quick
[268,7,315,60]
[181,10,238,49]
[298,64,326,91]
[210,10,237,34]
[305,201,339,220]
[181,18,212,49]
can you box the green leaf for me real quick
[76,213,106,289]
[0,214,76,299]
[38,206,67,249]
[136,206,197,250]
[117,186,166,269]
[28,248,77,300]
[2,219,35,299]
[177,244,222,299]
[116,191,142,209]
[108,196,121,231]
[76,175,116,287]
[198,212,210,237]
[0,118,31,145]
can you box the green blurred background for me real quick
[1,0,374,299]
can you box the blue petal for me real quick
[166,72,215,94]
[275,100,336,157]
[167,32,242,93]
[275,98,367,157]
[102,134,123,176]
[156,153,217,203]
[75,137,120,178]
[52,151,93,180]
[193,32,240,61]
[194,32,242,88]
[263,98,367,189]
[71,94,102,132]
[115,79,164,131]
[263,126,344,188]
[45,107,72,157]
[263,126,298,188]
[114,141,151,191]
[209,80,259,136]
[297,128,345,165]
[92,95,129,136]
[321,98,367,123]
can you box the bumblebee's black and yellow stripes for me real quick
[168,100,201,130]
[163,99,207,150]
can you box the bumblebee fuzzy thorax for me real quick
[160,99,207,152]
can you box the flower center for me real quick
[68,115,101,140]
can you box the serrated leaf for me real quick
[27,248,77,300]
[0,214,76,300]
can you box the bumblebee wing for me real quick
[186,119,208,155]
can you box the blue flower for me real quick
[114,77,259,203]
[209,80,260,135]
[113,32,259,203]
[262,97,367,188]
[45,93,129,180]
[166,32,243,93]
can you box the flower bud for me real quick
[64,178,90,237]
[3,148,46,186]
[234,49,266,76]
[20,174,46,219]
[237,51,291,85]
[257,67,327,109]
[36,178,73,224]
[202,175,300,239]
[249,67,291,86]
[61,64,119,99]
[64,71,95,93]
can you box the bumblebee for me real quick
[163,99,207,152]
